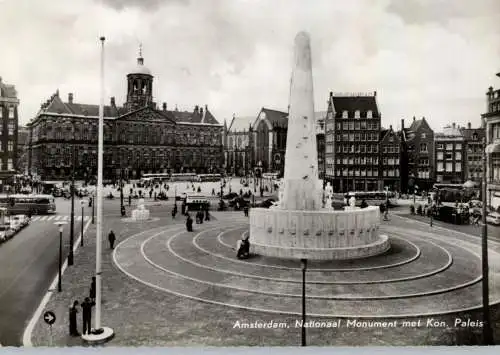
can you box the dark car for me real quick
[223,192,239,200]
[256,198,276,208]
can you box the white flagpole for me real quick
[95,36,105,331]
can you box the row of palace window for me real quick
[330,144,380,154]
[382,145,400,154]
[0,106,15,119]
[332,132,380,142]
[329,121,380,131]
[435,143,463,150]
[336,168,380,177]
[0,120,16,135]
[436,162,463,172]
[339,110,374,119]
[417,168,431,179]
[0,141,15,152]
[436,151,462,161]
[327,156,380,166]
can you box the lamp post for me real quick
[68,142,76,266]
[92,192,95,224]
[54,221,67,292]
[80,200,86,246]
[482,138,494,345]
[301,258,307,347]
[120,169,124,214]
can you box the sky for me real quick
[1,0,500,131]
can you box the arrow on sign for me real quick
[43,311,56,325]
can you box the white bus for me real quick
[346,191,395,206]
[170,173,198,182]
[196,174,222,182]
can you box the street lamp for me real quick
[92,191,95,224]
[69,145,76,266]
[80,200,86,246]
[120,169,124,214]
[54,221,67,292]
[482,138,494,344]
[300,258,307,347]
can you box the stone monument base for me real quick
[249,206,390,260]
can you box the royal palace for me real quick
[27,52,224,181]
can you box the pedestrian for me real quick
[81,297,95,335]
[212,188,215,196]
[237,235,250,259]
[89,277,96,302]
[149,190,153,199]
[171,207,176,219]
[244,206,249,217]
[186,213,193,232]
[128,194,132,206]
[108,230,116,249]
[88,197,92,208]
[205,207,210,221]
[197,186,201,193]
[360,199,368,208]
[69,300,80,336]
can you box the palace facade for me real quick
[28,53,223,181]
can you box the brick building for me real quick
[401,116,435,193]
[460,122,485,185]
[434,123,465,184]
[224,115,254,176]
[379,125,401,191]
[0,77,19,188]
[28,52,223,181]
[324,91,381,192]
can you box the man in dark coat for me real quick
[89,277,96,302]
[237,236,250,259]
[186,213,193,232]
[108,230,116,249]
[69,300,80,336]
[81,297,95,335]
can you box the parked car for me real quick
[10,215,30,231]
[486,212,500,226]
[256,198,276,208]
[223,192,239,200]
[229,197,250,210]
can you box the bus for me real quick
[196,174,222,182]
[170,173,198,182]
[0,194,56,215]
[346,191,395,206]
[141,173,171,182]
[262,172,280,180]
[432,183,477,203]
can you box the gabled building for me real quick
[379,125,401,191]
[0,77,19,189]
[324,91,381,192]
[460,122,485,185]
[224,115,254,176]
[484,74,500,209]
[434,123,465,184]
[28,51,223,181]
[401,116,434,192]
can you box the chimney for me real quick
[200,107,204,116]
[374,91,377,97]
[413,116,416,122]
[110,96,115,106]
[329,91,333,98]
[194,105,199,114]
[452,122,456,129]
[162,102,167,111]
[468,122,471,129]
[389,124,392,130]
[68,93,73,104]
[401,119,405,130]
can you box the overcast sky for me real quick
[1,0,500,131]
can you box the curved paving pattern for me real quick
[113,216,500,318]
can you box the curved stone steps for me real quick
[142,227,481,299]
[170,227,477,285]
[114,226,489,317]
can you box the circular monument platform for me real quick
[249,206,390,260]
[113,216,500,318]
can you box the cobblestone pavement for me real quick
[29,208,500,346]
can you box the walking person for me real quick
[69,300,80,336]
[108,230,116,250]
[186,213,193,232]
[89,277,96,303]
[81,297,95,335]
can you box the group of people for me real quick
[68,277,97,336]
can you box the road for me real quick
[0,198,87,346]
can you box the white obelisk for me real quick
[282,32,321,211]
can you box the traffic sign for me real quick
[43,311,56,325]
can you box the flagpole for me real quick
[82,36,114,343]
[95,35,105,332]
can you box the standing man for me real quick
[81,297,95,335]
[89,277,96,303]
[69,300,80,336]
[108,230,116,250]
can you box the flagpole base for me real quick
[81,326,114,345]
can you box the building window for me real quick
[355,122,360,130]
[8,141,13,152]
[446,143,453,151]
[446,162,453,172]
[436,143,443,150]
[420,143,427,152]
[342,111,348,118]
[343,122,348,130]
[354,110,360,119]
[437,152,443,160]
[456,163,462,172]
[8,122,14,135]
[360,121,366,130]
[367,110,373,119]
[8,107,14,118]
[455,152,462,160]
[336,122,341,130]
[456,143,462,150]
[0,107,2,119]
[421,133,426,139]
[7,159,13,170]
[492,154,500,182]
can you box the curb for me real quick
[22,218,92,347]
